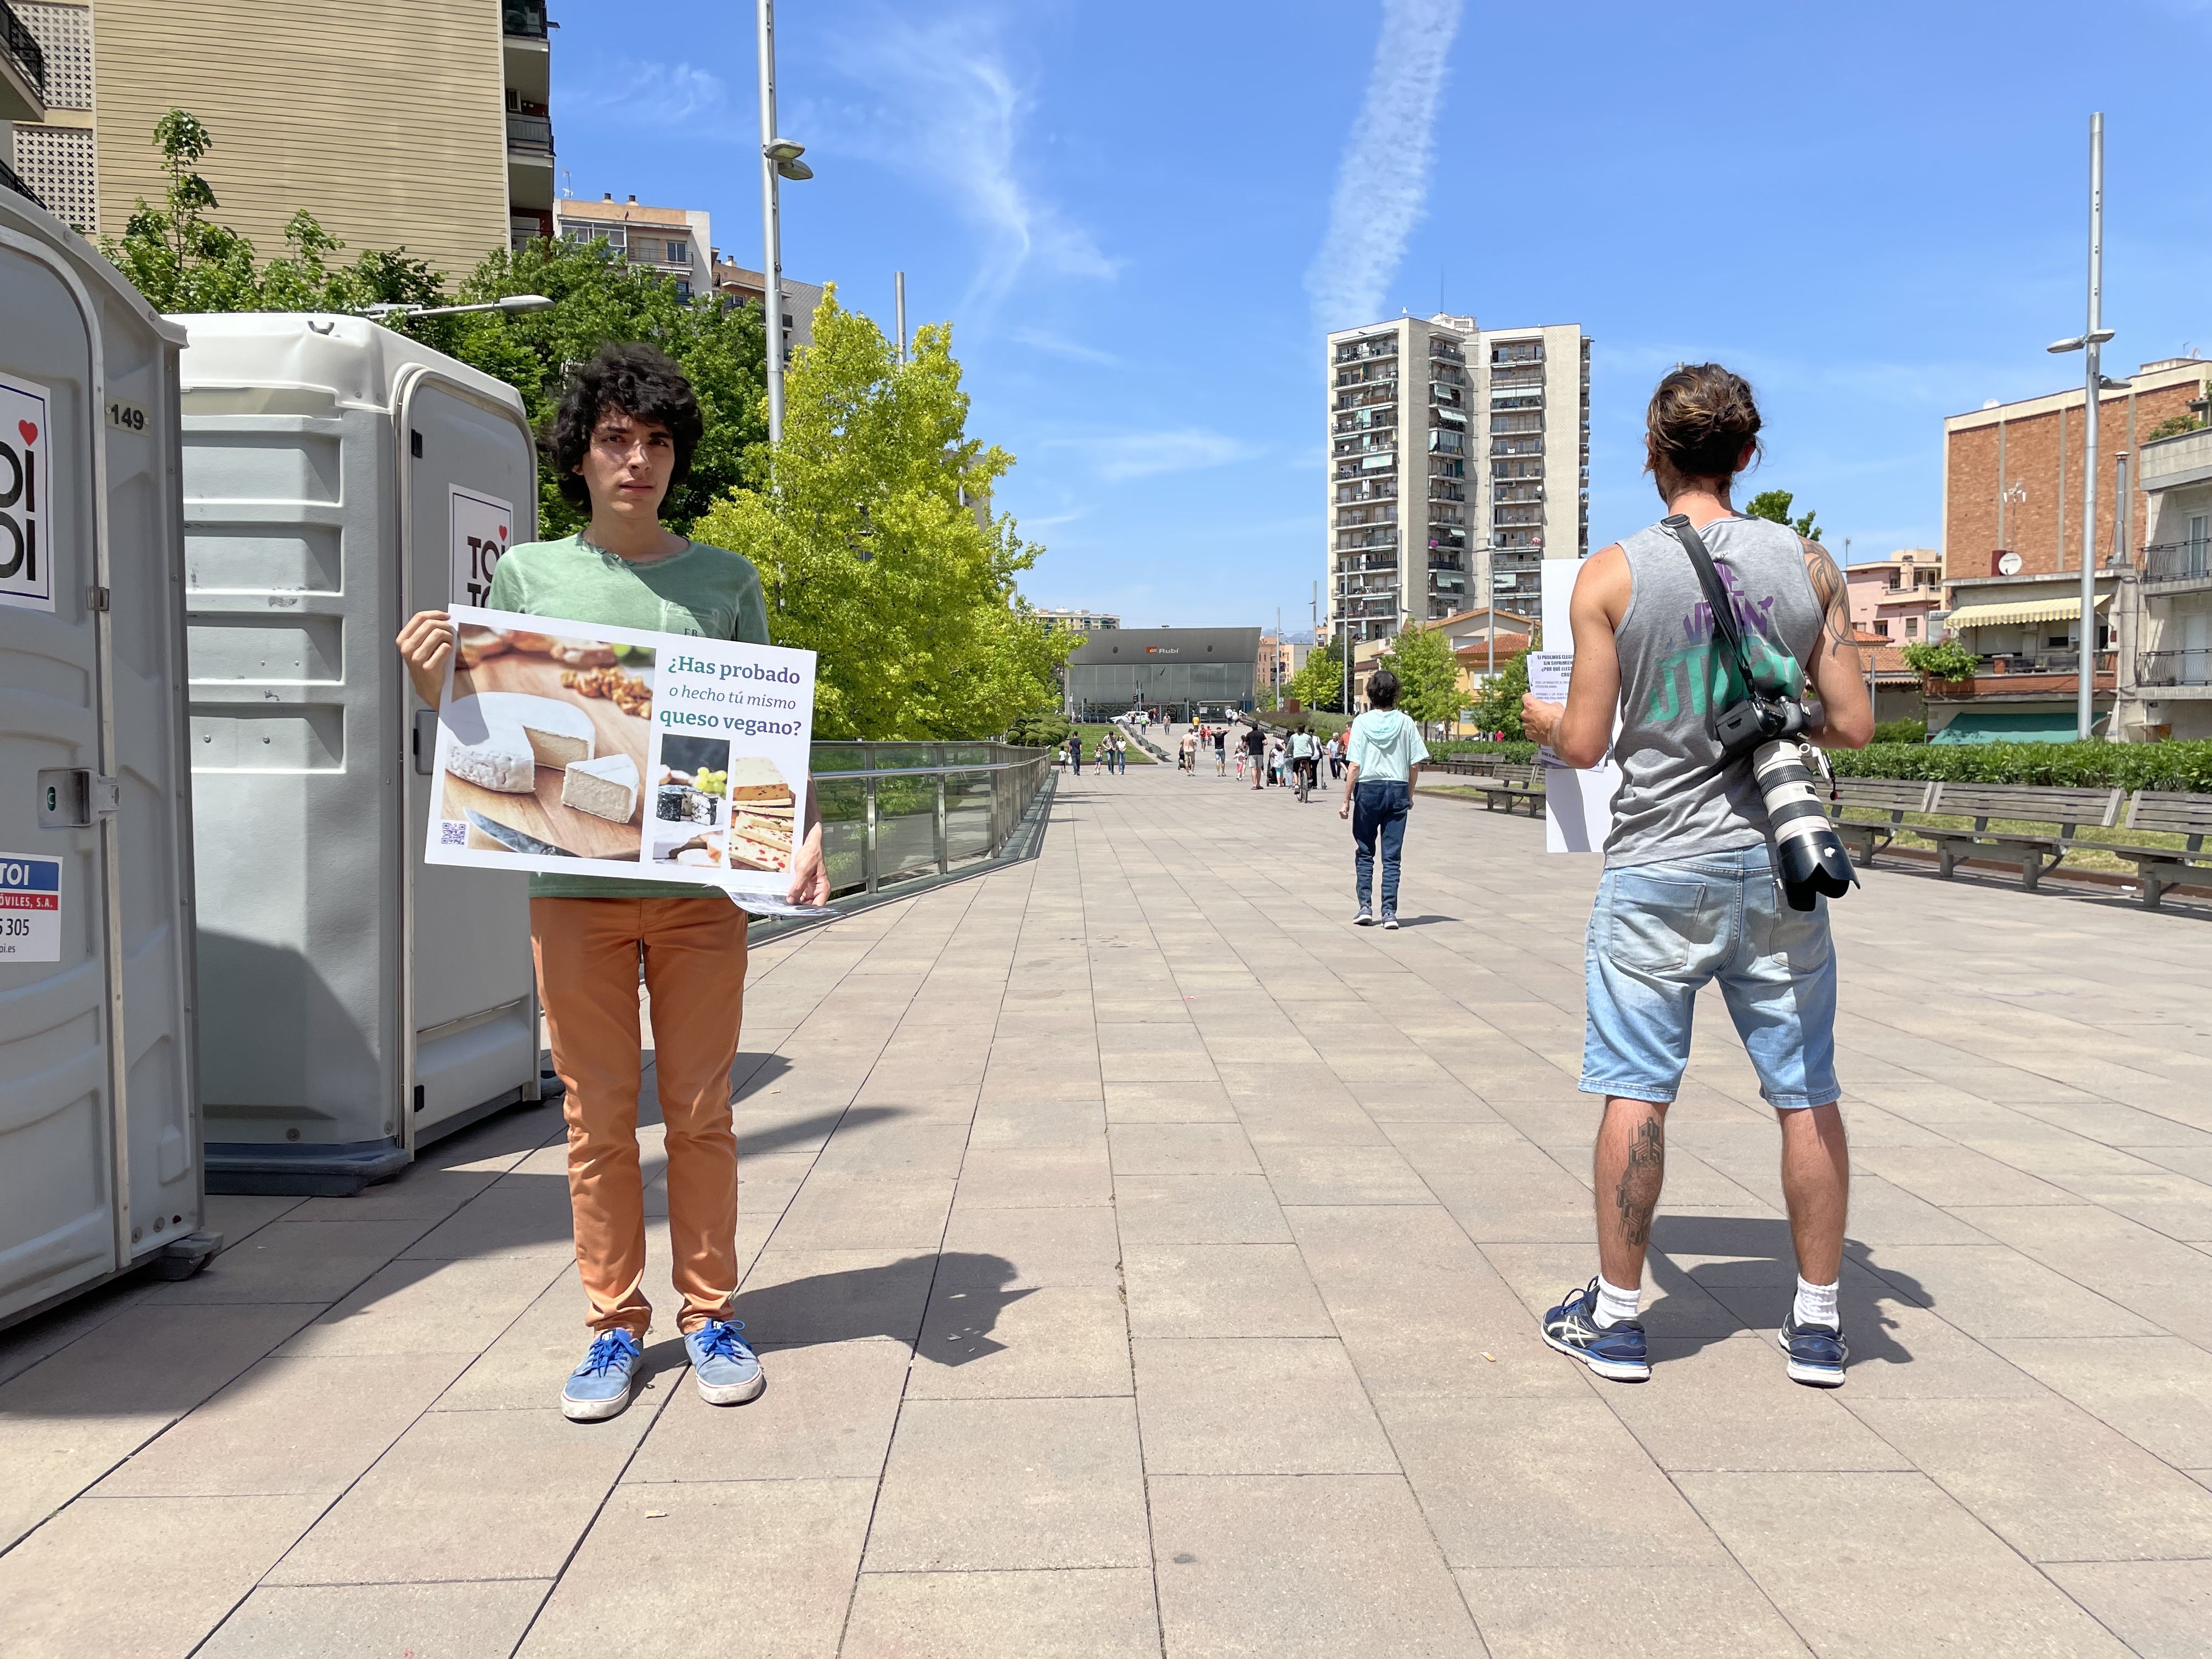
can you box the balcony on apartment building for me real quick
[1334,384,1397,413]
[1926,650,2118,700]
[506,114,555,155]
[2137,648,2212,691]
[1430,338,1466,365]
[2143,537,2212,593]
[1336,477,1397,504]
[503,1,550,36]
[1,0,47,125]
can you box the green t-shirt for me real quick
[484,533,771,900]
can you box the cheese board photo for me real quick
[435,631,656,861]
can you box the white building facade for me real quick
[1326,313,1589,645]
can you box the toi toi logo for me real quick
[0,376,50,611]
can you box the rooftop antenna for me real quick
[895,271,907,365]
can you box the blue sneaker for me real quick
[561,1329,644,1421]
[1779,1318,1848,1387]
[1541,1279,1650,1383]
[685,1318,766,1406]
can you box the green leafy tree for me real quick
[1375,622,1463,731]
[1468,647,1531,740]
[689,291,1074,739]
[1746,488,1820,543]
[1285,635,1346,713]
[1900,637,1978,684]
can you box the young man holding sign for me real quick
[399,344,826,1421]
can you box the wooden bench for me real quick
[1826,777,1936,866]
[1460,761,1545,817]
[1916,783,2124,891]
[2103,792,2212,909]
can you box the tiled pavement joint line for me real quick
[826,870,1015,1657]
[1075,793,1172,1659]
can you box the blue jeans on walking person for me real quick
[1352,780,1410,916]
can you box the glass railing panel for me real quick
[816,776,868,896]
[944,770,996,864]
[873,772,940,885]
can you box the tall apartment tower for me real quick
[1326,313,1589,644]
[0,0,554,275]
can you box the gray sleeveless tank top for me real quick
[1604,515,1824,867]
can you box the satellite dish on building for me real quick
[1997,551,2024,575]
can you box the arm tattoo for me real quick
[1612,1115,1666,1250]
[1802,538,1856,651]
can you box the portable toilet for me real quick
[177,314,542,1194]
[0,190,212,1324]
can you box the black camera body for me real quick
[1712,689,1809,763]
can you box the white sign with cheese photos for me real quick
[422,606,815,896]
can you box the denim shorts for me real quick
[1581,843,1839,1110]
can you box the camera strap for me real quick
[1660,514,1760,696]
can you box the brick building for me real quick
[1943,358,2211,584]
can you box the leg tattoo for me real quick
[1613,1116,1665,1249]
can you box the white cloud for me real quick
[1054,428,1262,482]
[557,59,731,129]
[820,11,1117,306]
[1009,326,1122,366]
[1305,0,1464,335]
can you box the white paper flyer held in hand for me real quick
[1534,561,1620,856]
[423,606,815,899]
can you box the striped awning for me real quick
[1944,594,2108,629]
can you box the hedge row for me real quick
[1430,738,1540,765]
[1435,737,2212,791]
[1825,741,2212,791]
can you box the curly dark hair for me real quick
[1645,362,1762,482]
[546,342,703,511]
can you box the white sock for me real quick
[1793,1276,1839,1329]
[1594,1275,1641,1328]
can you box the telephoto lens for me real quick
[1752,738,1858,911]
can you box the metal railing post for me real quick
[862,774,880,894]
[934,773,949,874]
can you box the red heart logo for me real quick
[497,526,507,539]
[16,420,35,445]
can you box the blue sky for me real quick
[552,0,2212,630]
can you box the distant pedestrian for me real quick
[1341,668,1429,929]
[1242,720,1265,789]
[1214,725,1228,776]
[1067,731,1082,775]
[1114,731,1129,774]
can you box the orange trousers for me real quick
[530,896,748,1338]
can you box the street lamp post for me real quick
[2048,111,2112,741]
[755,0,813,445]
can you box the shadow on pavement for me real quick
[1649,1214,1929,1369]
[731,1252,1028,1359]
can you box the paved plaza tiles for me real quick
[5,751,2212,1657]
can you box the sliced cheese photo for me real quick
[562,753,640,824]
[725,755,794,803]
[444,693,597,795]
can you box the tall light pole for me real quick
[756,0,812,444]
[2049,112,2112,741]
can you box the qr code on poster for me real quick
[439,821,467,847]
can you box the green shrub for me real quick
[1430,738,1539,766]
[1900,639,1979,682]
[1872,718,1928,745]
[1827,740,2212,792]
[1004,710,1073,749]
